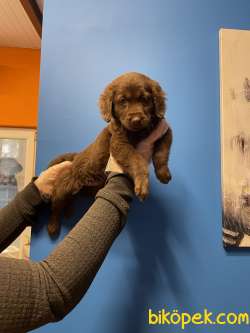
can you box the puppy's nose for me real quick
[131,117,141,126]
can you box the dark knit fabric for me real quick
[0,173,134,333]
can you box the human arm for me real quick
[0,173,134,332]
[0,182,43,253]
[0,119,169,332]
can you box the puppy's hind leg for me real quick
[48,165,81,237]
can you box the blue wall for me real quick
[32,1,250,332]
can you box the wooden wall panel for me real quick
[0,0,40,48]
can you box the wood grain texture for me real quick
[0,0,40,48]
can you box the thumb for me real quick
[51,160,72,171]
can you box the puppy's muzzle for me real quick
[128,114,148,130]
[131,116,141,126]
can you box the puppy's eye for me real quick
[141,95,150,104]
[119,97,127,106]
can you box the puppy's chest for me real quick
[127,128,154,146]
[127,134,146,146]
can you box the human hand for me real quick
[105,119,169,173]
[34,161,72,198]
[136,119,169,162]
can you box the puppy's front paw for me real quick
[156,166,172,184]
[134,177,149,201]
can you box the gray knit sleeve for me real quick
[0,181,44,253]
[0,173,134,332]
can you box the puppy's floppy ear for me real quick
[98,83,114,122]
[151,80,166,118]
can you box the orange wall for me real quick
[0,47,40,128]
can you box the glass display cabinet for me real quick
[0,128,36,259]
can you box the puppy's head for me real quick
[99,72,166,131]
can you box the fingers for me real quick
[35,161,73,197]
[39,161,72,182]
[157,119,169,134]
[50,160,72,170]
[143,119,169,144]
[47,160,72,177]
[152,119,169,139]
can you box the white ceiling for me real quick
[0,0,41,49]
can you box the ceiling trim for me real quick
[19,0,42,38]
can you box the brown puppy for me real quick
[48,72,172,236]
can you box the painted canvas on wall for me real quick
[0,128,36,259]
[220,29,250,247]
